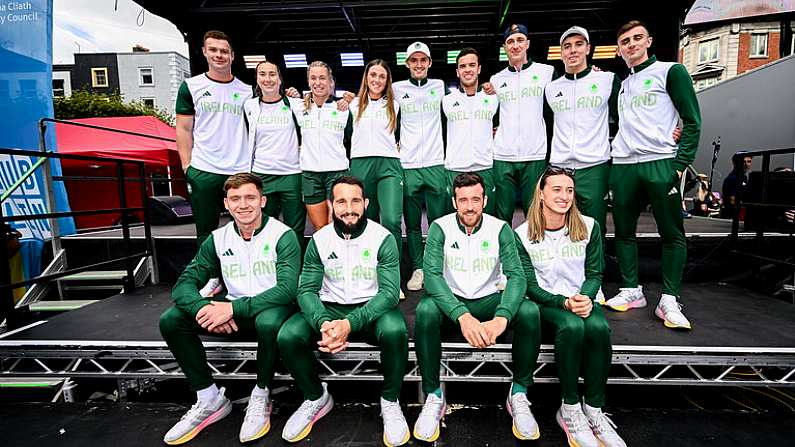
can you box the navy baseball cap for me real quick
[503,23,529,41]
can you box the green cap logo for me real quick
[481,240,490,252]
[262,243,271,256]
[590,83,598,93]
[643,79,653,90]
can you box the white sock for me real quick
[251,385,269,399]
[562,401,581,412]
[196,383,219,405]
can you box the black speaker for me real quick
[147,195,194,225]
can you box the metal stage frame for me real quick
[2,338,794,389]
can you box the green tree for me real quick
[54,90,174,126]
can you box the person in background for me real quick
[721,153,753,219]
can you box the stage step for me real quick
[29,300,99,312]
[59,270,127,281]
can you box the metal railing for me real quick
[1,118,164,327]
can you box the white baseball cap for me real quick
[560,26,590,45]
[406,41,431,59]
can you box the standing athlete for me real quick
[413,172,541,442]
[442,47,499,215]
[604,20,701,330]
[291,61,353,231]
[176,30,251,247]
[160,173,300,445]
[349,59,404,298]
[277,176,409,445]
[393,41,449,293]
[486,24,557,225]
[244,61,306,241]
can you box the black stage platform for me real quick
[2,284,794,389]
[2,401,793,447]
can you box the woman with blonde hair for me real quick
[348,59,405,295]
[290,61,353,230]
[514,166,626,447]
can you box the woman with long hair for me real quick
[292,61,353,230]
[349,59,404,295]
[514,166,626,447]
[243,60,306,239]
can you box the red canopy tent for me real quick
[55,116,187,229]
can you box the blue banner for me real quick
[0,0,75,288]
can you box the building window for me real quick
[20,79,37,98]
[698,38,719,63]
[141,98,155,108]
[749,33,768,58]
[53,79,65,97]
[695,76,721,91]
[0,80,9,98]
[91,68,109,87]
[139,67,154,86]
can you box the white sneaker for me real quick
[380,398,410,446]
[239,389,272,443]
[282,382,334,442]
[199,277,223,298]
[163,387,232,445]
[407,269,424,291]
[655,294,692,330]
[595,288,606,305]
[556,402,599,447]
[604,286,647,312]
[412,392,445,442]
[399,290,406,301]
[506,391,540,440]
[583,404,627,447]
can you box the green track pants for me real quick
[445,168,496,216]
[351,157,404,264]
[256,172,306,241]
[493,160,547,224]
[403,165,448,271]
[414,293,541,395]
[610,158,687,296]
[539,304,611,407]
[573,162,610,238]
[277,303,408,401]
[185,166,228,247]
[159,303,294,391]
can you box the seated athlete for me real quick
[159,173,301,445]
[413,172,542,442]
[276,175,410,446]
[514,166,626,447]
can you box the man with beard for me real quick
[412,172,541,442]
[160,173,300,445]
[277,176,410,446]
[442,47,499,215]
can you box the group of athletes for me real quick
[160,18,701,447]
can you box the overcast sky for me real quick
[53,0,188,64]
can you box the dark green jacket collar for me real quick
[233,215,268,239]
[333,216,368,239]
[409,77,429,87]
[507,58,533,72]
[458,85,483,95]
[563,65,592,80]
[456,213,484,235]
[629,55,657,74]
